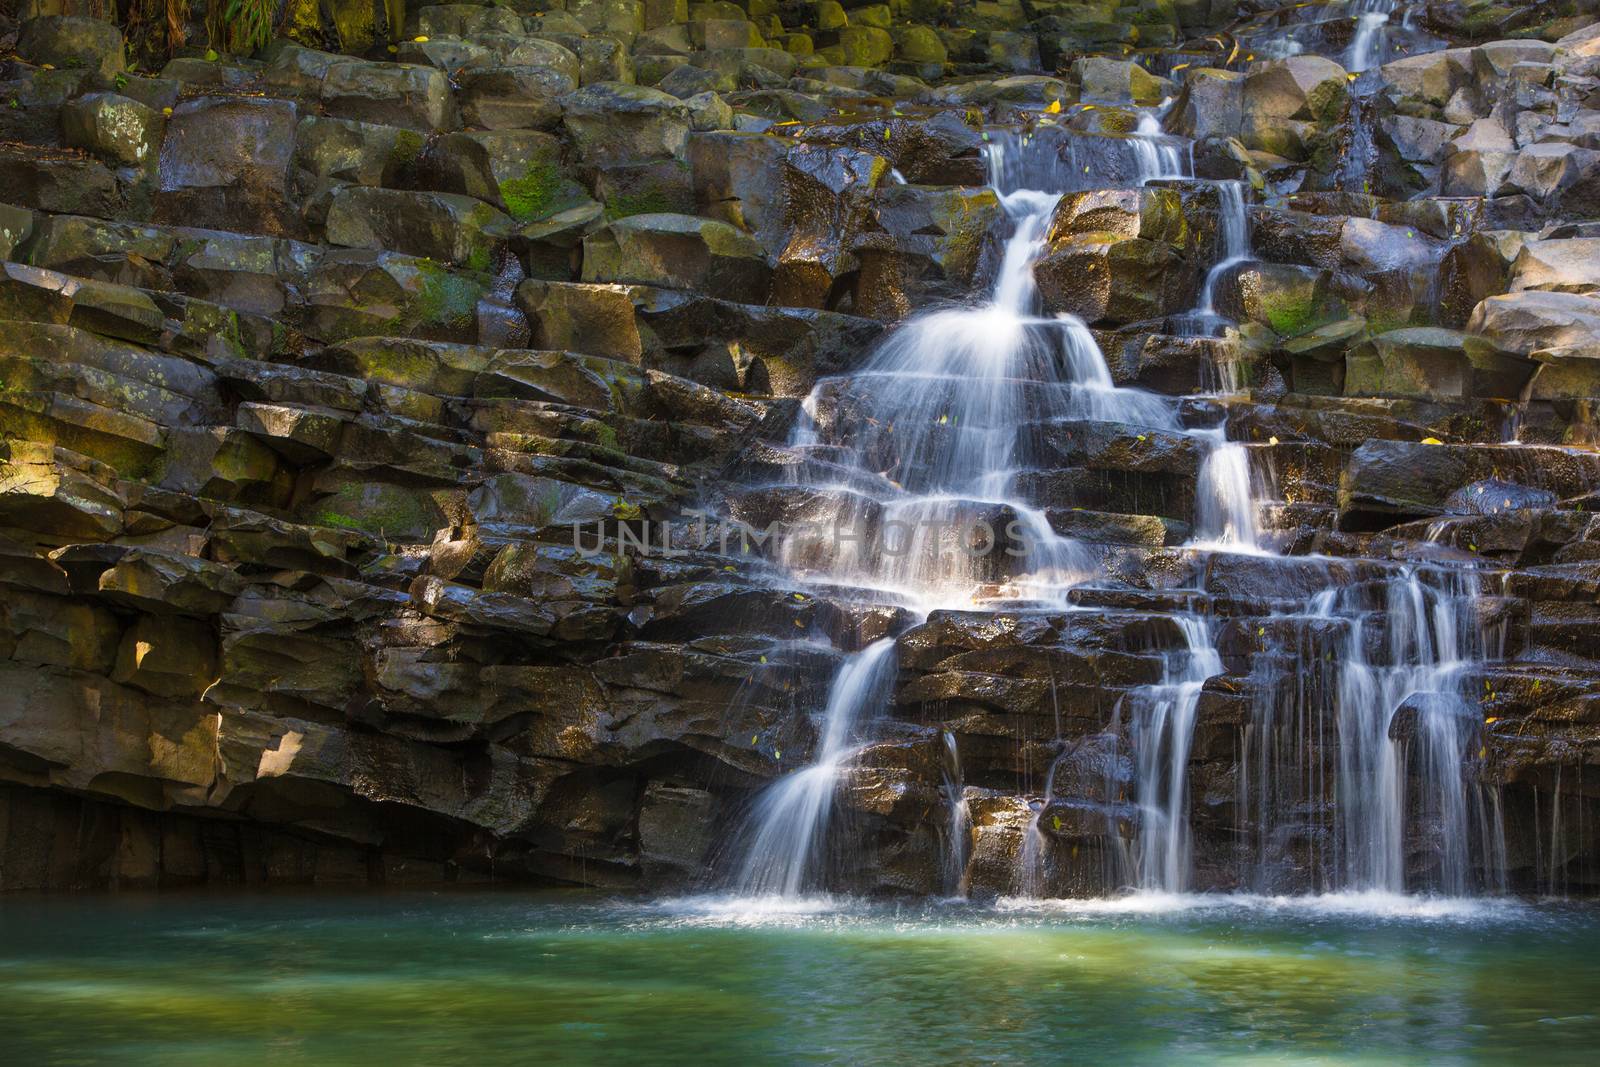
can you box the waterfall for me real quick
[1345,0,1399,74]
[1180,180,1250,337]
[1192,427,1262,551]
[1241,567,1505,894]
[732,638,898,896]
[732,99,1502,902]
[1131,110,1188,185]
[941,731,971,897]
[1132,616,1223,892]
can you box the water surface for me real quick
[2,892,1597,1064]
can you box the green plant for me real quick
[207,0,276,56]
[129,0,190,60]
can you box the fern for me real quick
[206,0,277,56]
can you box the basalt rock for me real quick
[0,6,1599,896]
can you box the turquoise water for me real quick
[3,891,1599,1064]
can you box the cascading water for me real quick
[732,638,897,896]
[1345,0,1399,74]
[1240,566,1506,894]
[1131,617,1224,892]
[1177,180,1250,338]
[771,129,1177,611]
[733,101,1502,903]
[941,731,971,897]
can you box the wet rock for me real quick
[60,92,160,168]
[562,82,691,169]
[324,187,511,269]
[321,60,454,132]
[1342,441,1600,523]
[1034,235,1185,325]
[581,213,770,302]
[18,16,124,84]
[457,65,575,131]
[637,782,718,882]
[156,98,300,236]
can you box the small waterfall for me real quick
[1192,427,1262,551]
[1132,616,1223,892]
[1345,0,1399,74]
[1242,567,1506,894]
[1130,110,1188,185]
[1175,180,1250,337]
[941,731,971,897]
[732,638,897,896]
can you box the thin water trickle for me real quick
[1133,616,1224,892]
[733,638,898,896]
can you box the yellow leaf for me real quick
[414,35,430,42]
[1421,436,1444,445]
[1485,716,1498,724]
[1268,436,1279,445]
[1045,99,1062,114]
[793,618,804,628]
[759,655,767,664]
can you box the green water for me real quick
[2,892,1598,1064]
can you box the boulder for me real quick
[1509,239,1600,295]
[321,60,454,132]
[156,98,300,235]
[581,213,770,302]
[420,130,590,223]
[562,82,690,169]
[1171,68,1244,141]
[1380,48,1480,108]
[1076,57,1167,106]
[18,15,124,84]
[1243,55,1349,124]
[1344,327,1530,401]
[456,65,574,130]
[292,116,427,188]
[323,187,511,270]
[60,92,160,167]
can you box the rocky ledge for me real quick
[2,0,1600,894]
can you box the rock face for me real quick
[1,5,1600,899]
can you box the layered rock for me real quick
[2,3,1600,900]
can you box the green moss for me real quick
[604,188,681,220]
[392,130,424,161]
[1259,289,1320,337]
[411,258,484,333]
[499,161,567,223]
[311,483,441,539]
